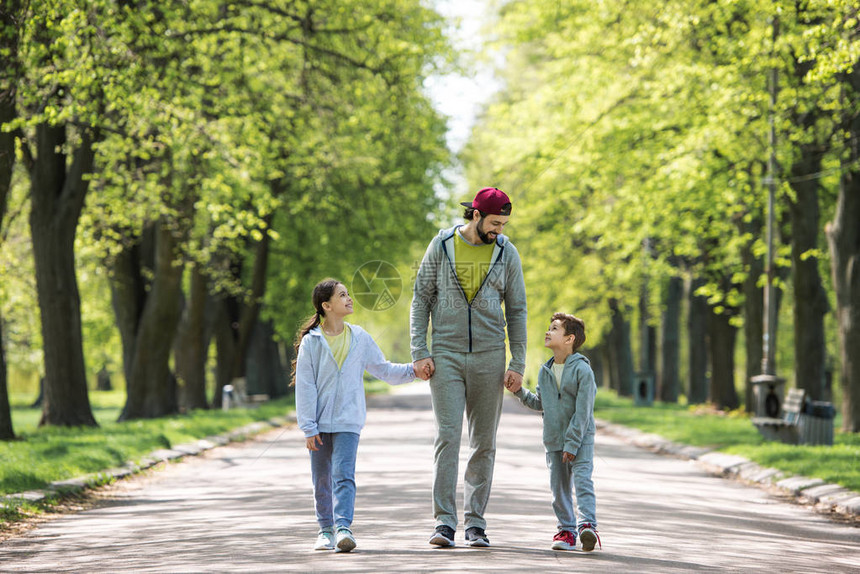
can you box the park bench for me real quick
[752,388,834,446]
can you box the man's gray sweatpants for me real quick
[429,348,506,531]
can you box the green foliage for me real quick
[463,0,855,393]
[1,0,452,413]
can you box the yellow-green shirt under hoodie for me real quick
[454,229,494,303]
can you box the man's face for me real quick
[476,213,509,244]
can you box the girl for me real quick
[292,278,416,553]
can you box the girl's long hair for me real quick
[290,279,342,386]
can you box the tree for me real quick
[0,0,23,439]
[815,1,860,431]
[827,62,860,429]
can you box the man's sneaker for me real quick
[335,526,356,553]
[429,525,456,547]
[578,523,601,552]
[465,526,490,547]
[551,529,576,551]
[313,528,334,551]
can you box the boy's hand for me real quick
[414,357,435,380]
[562,451,576,463]
[306,435,323,451]
[504,370,523,393]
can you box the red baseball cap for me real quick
[460,187,512,216]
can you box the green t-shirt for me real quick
[454,229,494,303]
[322,324,351,369]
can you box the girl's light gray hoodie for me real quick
[295,324,415,437]
[514,353,597,456]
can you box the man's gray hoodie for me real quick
[410,225,527,374]
[514,353,596,456]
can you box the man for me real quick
[411,187,527,547]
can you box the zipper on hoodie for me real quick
[543,362,561,400]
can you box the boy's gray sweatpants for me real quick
[429,348,506,531]
[547,444,596,531]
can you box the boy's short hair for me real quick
[552,312,586,352]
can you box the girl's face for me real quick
[322,283,354,318]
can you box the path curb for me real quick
[596,419,860,521]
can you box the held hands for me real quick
[306,434,323,451]
[562,451,576,463]
[503,370,523,393]
[413,357,435,381]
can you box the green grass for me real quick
[595,391,860,493]
[1,391,295,497]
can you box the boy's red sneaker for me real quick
[578,523,601,552]
[551,529,576,551]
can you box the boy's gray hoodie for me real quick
[514,353,596,456]
[410,225,528,374]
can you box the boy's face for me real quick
[544,319,574,353]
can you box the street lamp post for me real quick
[751,15,785,418]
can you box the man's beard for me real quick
[477,219,496,244]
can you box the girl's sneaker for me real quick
[314,528,334,551]
[578,523,601,552]
[551,530,577,551]
[335,526,356,553]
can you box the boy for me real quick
[508,312,600,551]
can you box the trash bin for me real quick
[800,400,836,446]
[222,384,235,411]
[751,374,786,418]
[634,372,654,406]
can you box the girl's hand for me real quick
[306,435,323,451]
[562,451,576,463]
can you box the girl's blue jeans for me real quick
[309,431,360,529]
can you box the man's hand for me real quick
[503,370,523,393]
[414,357,435,381]
[562,451,576,463]
[306,435,323,451]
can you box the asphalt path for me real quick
[0,383,857,573]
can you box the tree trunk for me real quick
[230,213,274,381]
[604,330,619,393]
[740,214,764,412]
[120,220,184,420]
[585,344,605,389]
[30,123,97,427]
[213,295,237,409]
[787,151,829,401]
[0,318,13,440]
[174,263,210,410]
[607,298,634,396]
[246,319,288,399]
[688,277,709,404]
[639,282,656,376]
[109,234,149,386]
[707,305,739,410]
[0,3,18,440]
[659,275,682,403]
[826,65,860,432]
